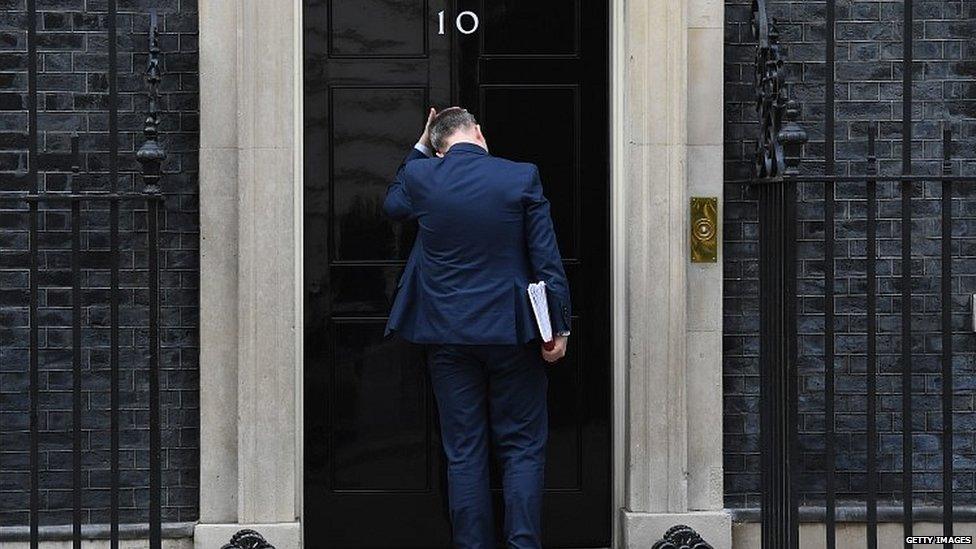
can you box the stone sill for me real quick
[730,506,975,523]
[0,522,196,542]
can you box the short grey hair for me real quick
[429,107,477,153]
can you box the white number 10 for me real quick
[438,10,480,35]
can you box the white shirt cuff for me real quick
[414,142,432,157]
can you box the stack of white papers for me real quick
[527,281,552,343]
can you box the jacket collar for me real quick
[446,142,489,156]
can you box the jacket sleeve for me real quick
[383,147,429,221]
[522,164,572,333]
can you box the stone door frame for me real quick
[195,1,729,548]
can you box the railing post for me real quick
[752,2,807,548]
[137,9,165,196]
[70,133,82,549]
[136,10,166,549]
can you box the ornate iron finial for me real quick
[751,0,805,179]
[651,524,714,549]
[778,97,807,175]
[136,8,165,195]
[220,529,276,549]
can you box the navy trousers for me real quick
[426,343,549,549]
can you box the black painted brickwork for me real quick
[724,0,976,508]
[0,0,198,525]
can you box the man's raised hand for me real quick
[419,107,437,150]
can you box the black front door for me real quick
[303,1,610,546]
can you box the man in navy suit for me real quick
[384,107,571,548]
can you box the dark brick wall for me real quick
[724,0,976,509]
[0,0,198,525]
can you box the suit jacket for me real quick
[383,141,571,345]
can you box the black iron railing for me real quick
[732,1,974,548]
[1,5,166,549]
[747,3,805,547]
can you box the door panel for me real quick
[482,0,579,55]
[328,0,428,57]
[331,86,425,261]
[330,321,431,491]
[480,85,579,259]
[304,1,609,546]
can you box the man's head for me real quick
[429,107,488,156]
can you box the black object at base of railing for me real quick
[651,524,714,549]
[221,529,277,549]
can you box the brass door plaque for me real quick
[690,197,718,263]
